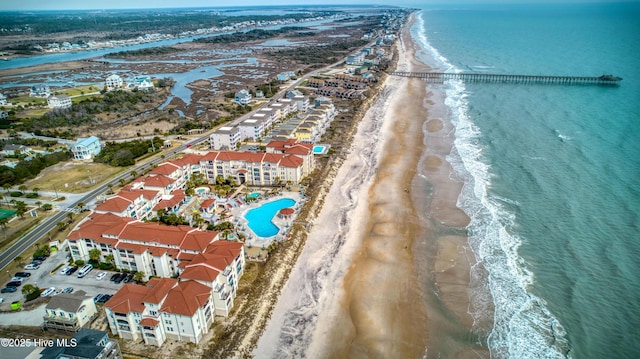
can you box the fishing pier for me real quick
[388,72,622,86]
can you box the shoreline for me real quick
[304,13,488,357]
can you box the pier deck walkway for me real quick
[388,72,622,86]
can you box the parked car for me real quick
[30,260,42,266]
[1,287,17,293]
[66,266,79,275]
[6,281,22,287]
[24,264,40,270]
[41,287,56,297]
[113,273,127,284]
[123,273,134,283]
[33,255,48,261]
[14,272,31,278]
[97,294,112,304]
[59,266,73,275]
[96,272,107,280]
[62,287,74,294]
[109,273,120,282]
[93,294,104,303]
[10,277,25,282]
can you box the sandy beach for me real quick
[256,13,488,359]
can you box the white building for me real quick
[71,136,101,160]
[0,93,7,106]
[105,74,124,91]
[210,126,241,150]
[30,84,50,97]
[47,94,72,109]
[233,89,252,105]
[199,151,305,186]
[237,118,267,142]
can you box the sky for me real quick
[1,0,635,11]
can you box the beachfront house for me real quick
[71,136,101,160]
[234,89,252,106]
[126,75,154,90]
[47,94,72,109]
[0,93,7,105]
[105,74,124,91]
[43,290,98,333]
[39,328,123,359]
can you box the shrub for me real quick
[25,289,41,302]
[99,263,113,270]
[10,191,23,197]
[74,260,85,266]
[25,192,38,199]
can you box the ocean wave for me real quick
[416,10,572,359]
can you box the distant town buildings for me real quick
[71,136,101,160]
[0,93,7,105]
[47,94,72,109]
[276,71,297,82]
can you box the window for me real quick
[167,327,173,332]
[165,320,171,325]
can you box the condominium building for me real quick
[210,126,241,150]
[199,151,305,186]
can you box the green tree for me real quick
[22,284,39,296]
[14,201,27,217]
[41,203,52,211]
[105,254,114,266]
[77,202,85,212]
[18,185,27,192]
[89,248,101,262]
[133,271,146,283]
[13,255,23,265]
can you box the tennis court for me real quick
[0,208,17,220]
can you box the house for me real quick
[71,136,101,160]
[0,111,8,119]
[39,329,123,359]
[43,290,98,333]
[307,78,325,88]
[47,94,72,109]
[210,126,241,150]
[0,93,7,105]
[276,71,296,82]
[233,89,252,106]
[30,84,51,97]
[0,144,33,157]
[126,75,154,90]
[105,74,123,91]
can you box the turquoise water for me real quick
[312,145,325,154]
[245,198,296,237]
[412,3,640,358]
[247,192,261,200]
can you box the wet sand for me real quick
[314,14,487,358]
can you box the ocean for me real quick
[412,2,640,358]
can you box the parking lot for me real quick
[0,244,126,311]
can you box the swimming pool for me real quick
[245,198,296,237]
[312,144,330,155]
[246,192,261,200]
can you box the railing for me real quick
[388,72,623,86]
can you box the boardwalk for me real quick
[388,72,622,86]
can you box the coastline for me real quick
[308,13,488,357]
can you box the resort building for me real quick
[40,329,123,359]
[103,241,244,346]
[238,118,268,141]
[70,136,101,160]
[210,126,241,150]
[94,188,161,220]
[199,151,305,186]
[266,139,315,177]
[105,74,124,91]
[43,290,98,333]
[233,89,252,106]
[30,84,51,97]
[47,94,72,109]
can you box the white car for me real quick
[10,277,25,282]
[96,272,107,280]
[24,264,40,270]
[59,266,72,275]
[41,287,56,297]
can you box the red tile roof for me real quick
[171,154,203,167]
[104,284,151,314]
[153,193,185,210]
[200,199,215,209]
[150,162,180,176]
[142,278,178,304]
[67,213,132,241]
[142,175,176,188]
[160,280,211,317]
[95,197,131,213]
[139,318,159,327]
[205,240,243,259]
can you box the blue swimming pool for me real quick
[245,198,296,237]
[246,192,261,200]
[312,145,330,155]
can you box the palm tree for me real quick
[105,254,114,266]
[13,255,23,265]
[14,201,27,217]
[32,187,40,196]
[89,248,101,262]
[134,271,146,283]
[130,170,138,178]
[3,183,11,194]
[57,221,67,231]
[76,202,85,212]
[18,185,27,192]
[66,212,74,222]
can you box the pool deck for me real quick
[230,190,305,249]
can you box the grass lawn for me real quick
[25,161,125,193]
[71,94,102,103]
[58,85,100,97]
[10,96,46,106]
